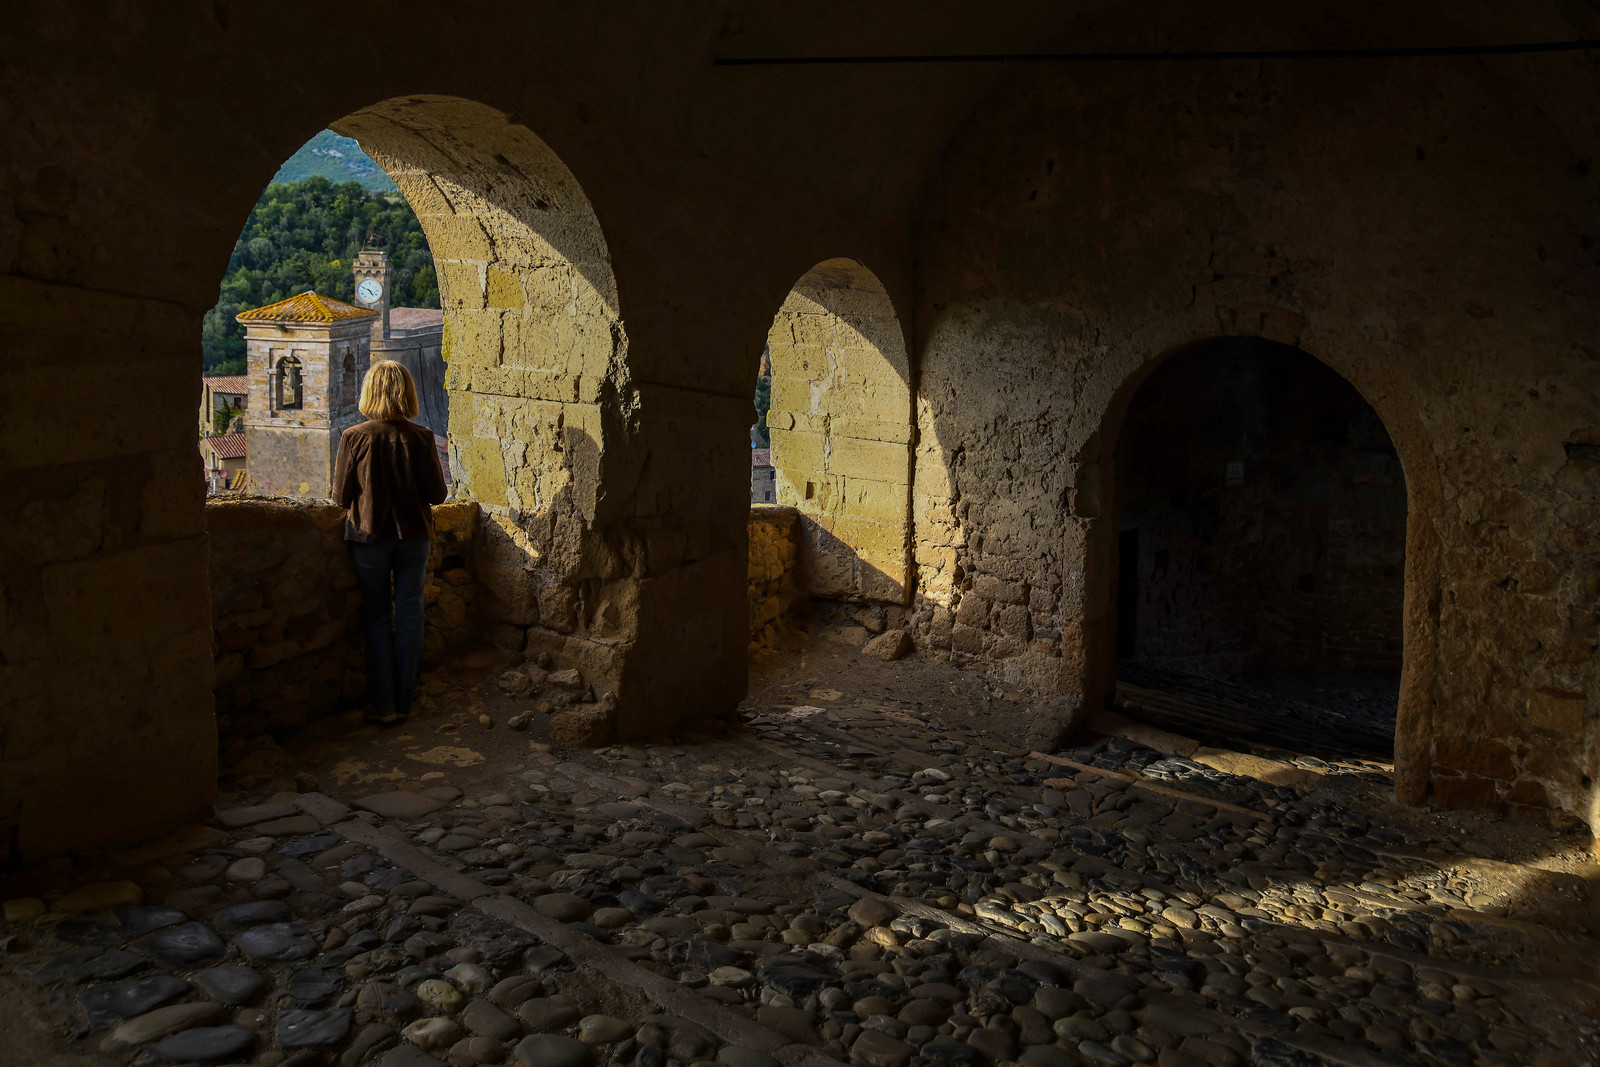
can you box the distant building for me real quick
[751,447,774,504]
[381,307,447,434]
[354,246,448,436]
[200,374,247,435]
[236,290,376,499]
[200,432,247,494]
[219,246,449,500]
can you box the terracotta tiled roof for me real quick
[390,307,444,331]
[203,433,247,460]
[236,291,377,324]
[751,448,771,467]
[203,375,250,394]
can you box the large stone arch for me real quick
[1061,316,1443,802]
[766,259,912,603]
[333,96,631,524]
[318,97,653,734]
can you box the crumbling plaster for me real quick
[4,0,1600,859]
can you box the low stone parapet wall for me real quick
[207,498,478,738]
[749,505,803,650]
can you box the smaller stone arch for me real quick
[1061,331,1442,804]
[765,259,912,603]
[277,355,303,410]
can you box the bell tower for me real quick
[352,230,392,341]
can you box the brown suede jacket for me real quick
[332,419,448,542]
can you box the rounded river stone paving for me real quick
[51,920,125,947]
[514,1034,592,1067]
[114,905,188,936]
[146,1024,254,1063]
[194,965,266,1006]
[233,923,318,962]
[214,900,289,929]
[277,1007,353,1048]
[79,974,190,1026]
[757,956,836,998]
[137,922,225,965]
[277,832,342,858]
[288,965,342,1006]
[354,791,447,819]
[30,948,145,985]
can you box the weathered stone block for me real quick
[861,629,912,661]
[550,710,611,751]
[842,476,911,525]
[436,260,487,312]
[1506,778,1552,807]
[954,594,991,628]
[1431,775,1503,813]
[973,575,1027,605]
[479,561,540,626]
[833,416,913,446]
[770,429,826,476]
[535,583,578,633]
[1435,735,1514,780]
[996,605,1033,641]
[45,540,210,658]
[826,436,908,483]
[950,624,987,655]
[1526,688,1586,734]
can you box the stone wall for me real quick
[766,260,913,603]
[243,319,368,500]
[748,505,803,651]
[8,1,1600,860]
[911,34,1600,826]
[374,327,447,437]
[208,498,479,739]
[0,281,216,861]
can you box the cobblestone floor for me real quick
[2,641,1598,1067]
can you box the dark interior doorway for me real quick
[1115,528,1140,658]
[1111,338,1406,760]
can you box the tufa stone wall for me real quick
[0,279,217,863]
[767,260,913,604]
[335,97,750,743]
[910,32,1600,826]
[208,498,480,739]
[748,505,804,651]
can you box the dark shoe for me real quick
[365,707,399,725]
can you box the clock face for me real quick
[357,278,383,304]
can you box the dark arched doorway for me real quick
[1110,338,1407,759]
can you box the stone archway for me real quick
[1109,338,1409,756]
[764,259,912,604]
[330,98,645,713]
[332,96,630,524]
[1062,330,1443,804]
[202,98,657,753]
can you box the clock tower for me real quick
[352,239,392,341]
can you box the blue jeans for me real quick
[350,538,432,717]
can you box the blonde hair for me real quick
[359,360,420,421]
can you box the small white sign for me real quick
[1225,460,1245,487]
